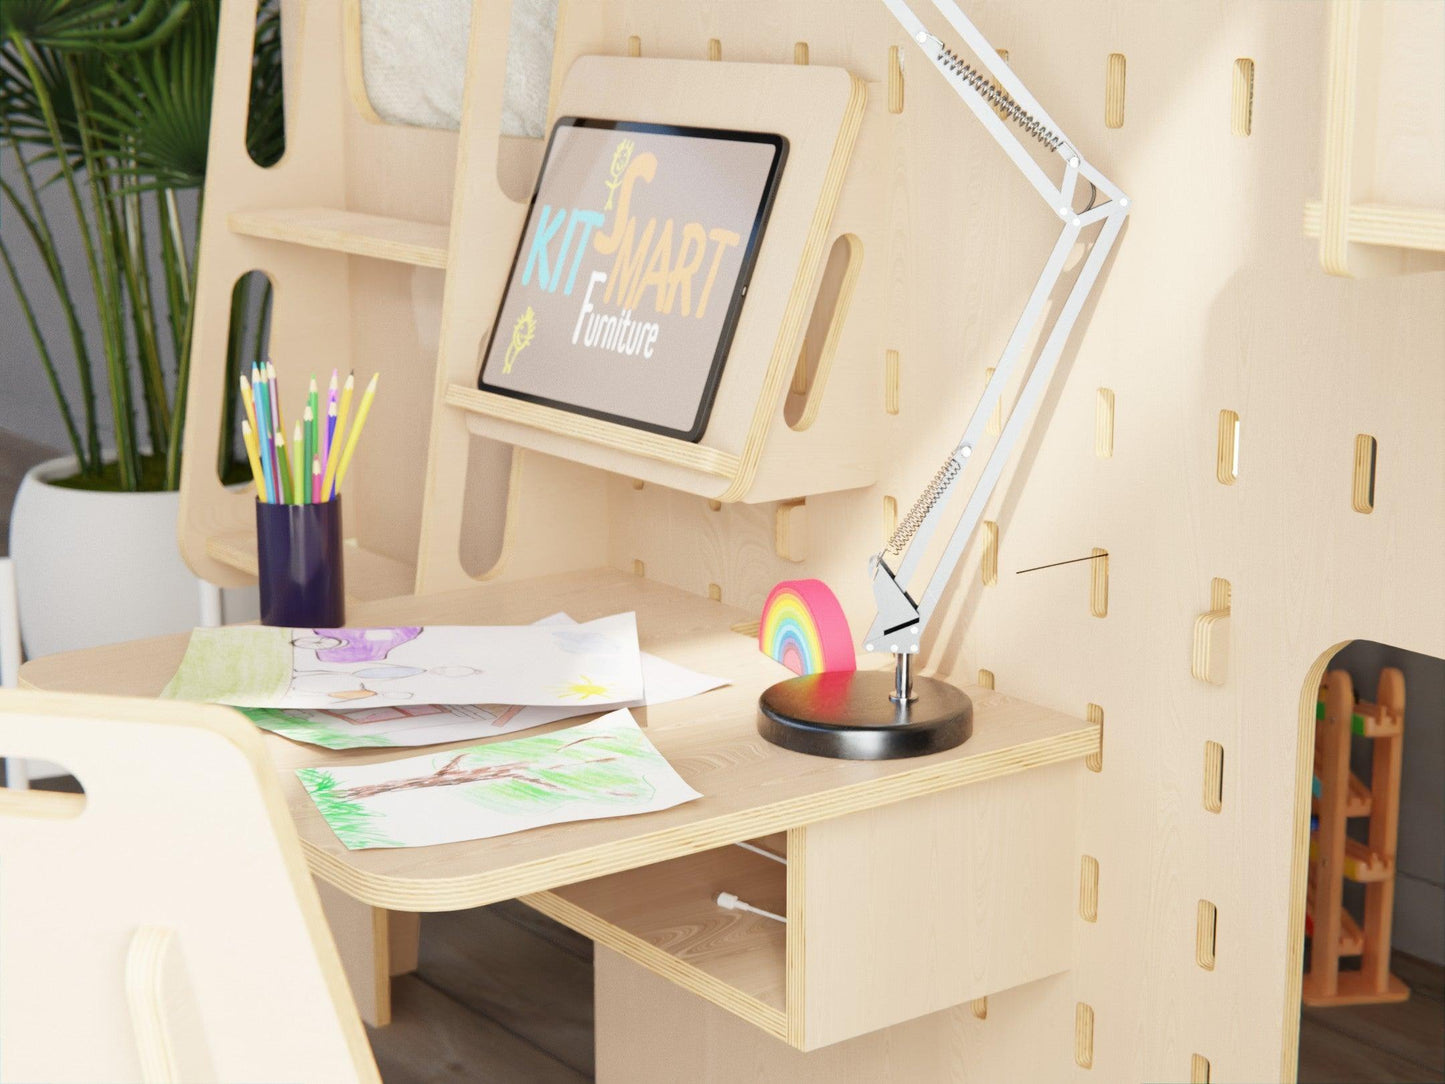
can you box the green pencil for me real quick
[302,405,315,505]
[274,428,294,504]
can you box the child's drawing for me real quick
[296,709,700,849]
[163,613,646,711]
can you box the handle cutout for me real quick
[707,38,721,61]
[794,42,810,66]
[1352,434,1377,513]
[977,668,995,690]
[1192,1053,1212,1083]
[981,522,999,586]
[882,495,898,544]
[785,234,864,431]
[1231,59,1255,136]
[885,350,901,415]
[627,35,641,57]
[888,45,905,112]
[1104,53,1126,128]
[1216,410,1241,484]
[707,583,722,602]
[1095,388,1115,458]
[246,0,286,166]
[971,996,988,1019]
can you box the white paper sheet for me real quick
[163,613,645,710]
[297,709,699,849]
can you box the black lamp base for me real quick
[757,669,973,760]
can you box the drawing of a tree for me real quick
[334,730,660,812]
[296,768,401,849]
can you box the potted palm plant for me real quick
[1,0,281,655]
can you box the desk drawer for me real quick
[524,757,1079,1051]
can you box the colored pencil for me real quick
[322,372,354,500]
[240,419,264,492]
[274,427,293,505]
[239,374,259,436]
[312,455,322,504]
[333,373,378,492]
[322,370,337,478]
[253,370,275,502]
[292,422,304,506]
[302,405,315,505]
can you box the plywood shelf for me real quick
[524,842,788,1038]
[227,208,450,269]
[1302,201,1445,254]
[204,529,416,603]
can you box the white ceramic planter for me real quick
[9,456,228,658]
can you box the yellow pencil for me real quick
[321,371,354,499]
[333,373,378,493]
[239,374,259,437]
[240,419,264,497]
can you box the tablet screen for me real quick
[478,119,788,442]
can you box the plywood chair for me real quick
[0,690,380,1084]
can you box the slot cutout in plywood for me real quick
[977,669,995,690]
[786,234,863,431]
[775,500,808,562]
[627,35,641,57]
[888,46,904,112]
[708,583,723,602]
[633,559,645,577]
[218,271,274,485]
[794,42,810,66]
[1216,410,1240,484]
[1203,741,1224,813]
[1089,548,1109,617]
[984,368,1003,435]
[1085,703,1103,772]
[884,350,900,415]
[1079,855,1099,922]
[1196,900,1218,970]
[882,496,898,544]
[971,997,988,1019]
[1352,434,1377,512]
[982,522,999,586]
[1232,59,1255,136]
[1074,1002,1095,1068]
[1095,388,1115,458]
[1104,53,1126,128]
[1192,1053,1212,1083]
[1192,578,1232,685]
[707,38,722,61]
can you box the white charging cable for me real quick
[733,841,787,865]
[716,892,786,923]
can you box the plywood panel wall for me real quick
[529,3,1444,1080]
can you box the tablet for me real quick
[477,118,788,442]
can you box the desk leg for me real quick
[388,909,421,976]
[315,879,395,1027]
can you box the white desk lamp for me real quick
[759,0,1130,759]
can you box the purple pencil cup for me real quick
[255,498,345,627]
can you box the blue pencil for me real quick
[253,366,276,502]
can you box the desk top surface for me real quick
[20,568,1096,911]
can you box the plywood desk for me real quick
[20,568,1098,1055]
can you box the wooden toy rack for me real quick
[1303,667,1409,1007]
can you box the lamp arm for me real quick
[863,0,1131,657]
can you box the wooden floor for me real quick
[1298,952,1445,1084]
[5,430,1440,1084]
[370,902,595,1083]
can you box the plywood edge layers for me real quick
[297,724,1098,911]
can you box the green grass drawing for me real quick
[162,626,292,704]
[296,768,402,849]
[242,707,397,750]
